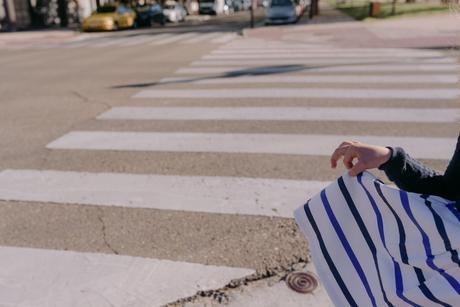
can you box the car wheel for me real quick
[112,22,119,31]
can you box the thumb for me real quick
[349,161,366,176]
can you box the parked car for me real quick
[82,4,136,31]
[265,0,297,25]
[232,0,244,11]
[163,1,187,22]
[135,2,165,26]
[199,0,225,14]
[223,0,234,14]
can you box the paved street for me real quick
[0,11,265,50]
[0,10,459,306]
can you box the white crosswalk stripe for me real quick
[182,32,223,44]
[204,52,445,59]
[0,169,325,217]
[97,106,460,123]
[210,49,444,56]
[210,33,238,44]
[0,245,253,307]
[191,57,456,66]
[175,64,460,74]
[149,32,198,45]
[0,32,238,50]
[160,75,459,84]
[92,36,143,48]
[118,34,159,46]
[46,131,456,159]
[133,88,460,100]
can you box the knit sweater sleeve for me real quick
[378,135,460,201]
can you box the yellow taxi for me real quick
[82,3,136,31]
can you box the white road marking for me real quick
[191,58,456,66]
[210,33,238,43]
[204,53,445,59]
[46,131,456,160]
[133,88,460,100]
[145,33,173,45]
[91,37,139,48]
[0,169,325,217]
[150,32,198,45]
[211,49,443,56]
[0,245,254,307]
[160,75,459,84]
[119,35,158,46]
[97,106,459,123]
[182,32,222,44]
[174,64,460,74]
[219,45,427,51]
[61,40,94,48]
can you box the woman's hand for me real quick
[330,141,392,176]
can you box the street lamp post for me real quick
[250,0,254,28]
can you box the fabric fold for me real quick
[294,171,460,307]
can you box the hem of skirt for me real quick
[294,202,343,307]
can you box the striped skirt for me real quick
[294,171,460,307]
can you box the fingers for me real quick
[330,141,357,169]
[349,160,366,176]
[343,148,357,169]
[330,146,347,168]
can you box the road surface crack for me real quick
[97,209,119,255]
[70,90,113,110]
[164,257,309,306]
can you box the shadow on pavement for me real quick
[110,64,309,89]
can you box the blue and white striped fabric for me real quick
[294,171,460,307]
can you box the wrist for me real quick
[378,147,394,169]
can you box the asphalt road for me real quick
[0,12,458,306]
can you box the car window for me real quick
[117,5,130,14]
[271,0,292,6]
[97,5,117,13]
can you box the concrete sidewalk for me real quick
[244,8,460,49]
[304,0,355,24]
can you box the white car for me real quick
[163,1,187,22]
[265,0,297,25]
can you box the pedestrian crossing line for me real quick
[219,45,436,51]
[0,245,254,307]
[92,36,144,48]
[0,169,325,217]
[143,33,177,45]
[61,40,94,49]
[132,88,460,100]
[191,57,456,66]
[211,49,444,56]
[46,132,456,160]
[150,32,198,46]
[210,33,238,44]
[97,107,459,123]
[160,75,459,84]
[204,53,445,60]
[182,32,222,44]
[119,35,158,46]
[174,64,460,74]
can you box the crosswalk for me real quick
[0,34,458,305]
[0,32,238,50]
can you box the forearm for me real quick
[379,147,454,200]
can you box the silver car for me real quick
[265,0,297,25]
[163,1,187,22]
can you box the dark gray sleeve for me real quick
[378,135,460,200]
